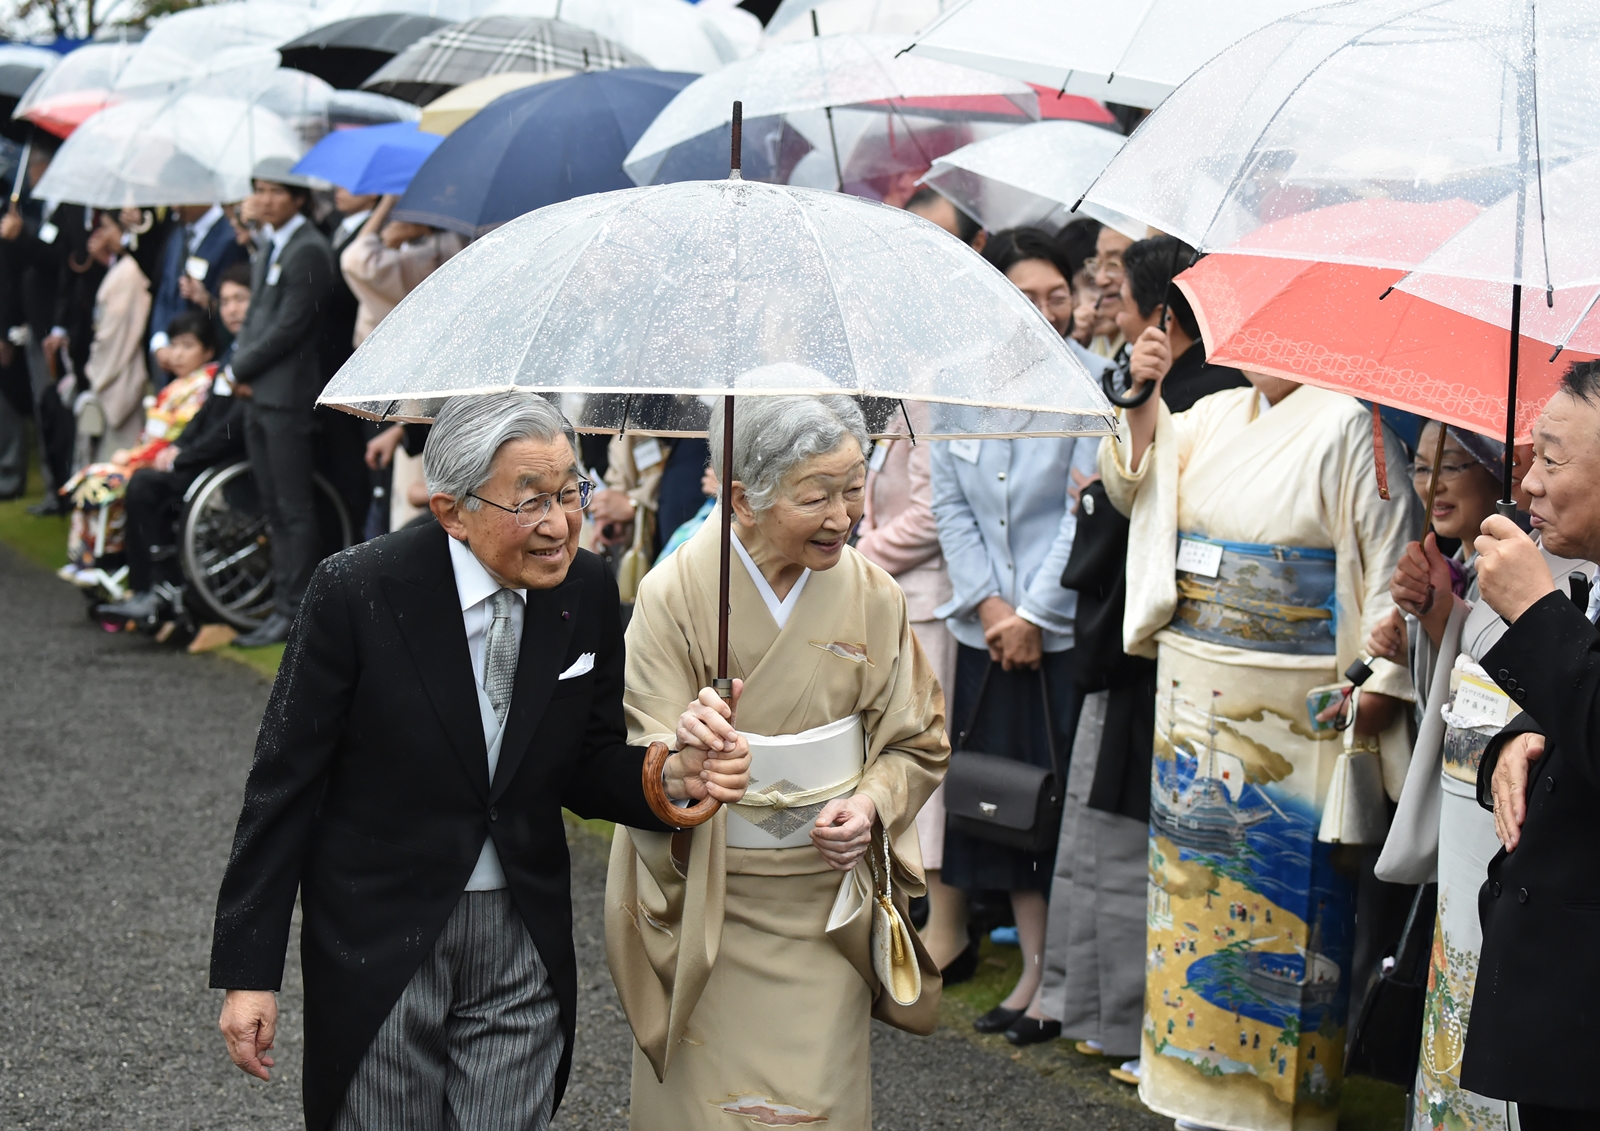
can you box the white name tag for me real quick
[211,374,233,396]
[1176,537,1224,579]
[1454,672,1512,728]
[37,222,57,245]
[632,436,662,470]
[266,263,282,286]
[185,255,209,281]
[949,437,981,465]
[869,439,890,472]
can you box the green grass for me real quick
[216,642,286,681]
[0,458,69,571]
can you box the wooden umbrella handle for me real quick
[642,740,720,829]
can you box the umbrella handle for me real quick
[642,740,721,829]
[1102,365,1154,409]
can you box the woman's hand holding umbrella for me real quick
[671,681,752,804]
[1124,324,1175,470]
[1390,534,1456,647]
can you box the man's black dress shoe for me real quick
[1005,1016,1062,1046]
[973,1005,1025,1034]
[234,612,293,647]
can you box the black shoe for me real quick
[973,1005,1025,1034]
[940,943,980,986]
[27,497,67,516]
[99,590,164,629]
[1004,1016,1062,1046]
[234,612,292,647]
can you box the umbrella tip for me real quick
[1547,284,1555,309]
[1378,286,1395,301]
[1069,195,1082,214]
[729,100,742,180]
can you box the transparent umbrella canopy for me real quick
[112,3,323,92]
[920,118,1137,234]
[763,0,950,42]
[318,175,1113,437]
[1083,0,1600,499]
[13,40,140,138]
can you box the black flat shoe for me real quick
[939,943,980,986]
[973,1005,1025,1034]
[1004,1016,1062,1046]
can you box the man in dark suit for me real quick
[227,157,337,646]
[211,392,750,1131]
[1460,359,1600,1130]
[316,187,382,541]
[146,202,248,387]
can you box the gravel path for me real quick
[0,543,1167,1130]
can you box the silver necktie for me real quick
[482,588,518,725]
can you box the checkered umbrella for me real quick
[360,16,648,105]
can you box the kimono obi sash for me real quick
[1169,533,1337,655]
[727,714,866,850]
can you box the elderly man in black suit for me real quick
[228,157,337,647]
[211,392,751,1131]
[1460,359,1600,1130]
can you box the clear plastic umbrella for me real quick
[763,0,949,42]
[623,33,1037,187]
[113,3,324,92]
[13,40,139,138]
[1083,0,1600,498]
[901,0,1326,109]
[33,81,306,207]
[920,118,1137,234]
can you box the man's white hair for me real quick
[708,367,870,514]
[424,392,578,508]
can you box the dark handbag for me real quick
[944,663,1065,854]
[1345,882,1437,1086]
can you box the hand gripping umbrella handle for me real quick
[642,740,720,828]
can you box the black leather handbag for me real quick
[1345,881,1437,1086]
[944,663,1065,854]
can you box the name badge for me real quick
[37,222,57,245]
[868,439,891,472]
[949,437,981,465]
[1454,672,1512,728]
[266,263,282,286]
[212,374,233,396]
[185,255,209,281]
[632,436,663,471]
[1176,537,1224,579]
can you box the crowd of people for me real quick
[3,20,1595,1131]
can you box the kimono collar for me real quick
[732,533,810,630]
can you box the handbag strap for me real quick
[954,658,1066,784]
[954,660,995,752]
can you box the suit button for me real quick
[1498,668,1510,680]
[1492,881,1502,897]
[1546,776,1556,793]
[1514,690,1527,701]
[1505,678,1518,690]
[1518,887,1529,904]
[489,807,499,822]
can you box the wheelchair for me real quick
[177,460,354,630]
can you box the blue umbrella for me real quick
[292,121,443,196]
[393,68,695,238]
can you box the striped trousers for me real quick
[332,889,564,1131]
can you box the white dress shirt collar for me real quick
[448,534,526,613]
[187,205,224,251]
[264,212,306,266]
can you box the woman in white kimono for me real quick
[606,388,949,1130]
[1102,332,1415,1131]
[1371,429,1595,1131]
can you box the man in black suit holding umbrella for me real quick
[212,392,751,1131]
[1461,359,1600,1129]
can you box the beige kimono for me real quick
[84,254,152,452]
[605,514,948,1130]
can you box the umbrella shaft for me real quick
[1501,282,1522,511]
[717,394,735,688]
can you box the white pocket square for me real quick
[558,652,595,680]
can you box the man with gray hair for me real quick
[209,391,751,1131]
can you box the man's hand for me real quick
[1128,325,1173,392]
[153,445,179,472]
[812,794,877,872]
[0,207,22,241]
[42,330,66,368]
[233,382,253,399]
[364,423,404,470]
[1491,731,1545,850]
[668,681,751,804]
[178,275,213,309]
[1475,514,1556,623]
[218,989,277,1081]
[1366,608,1406,663]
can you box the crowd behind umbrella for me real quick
[1,1,1597,1130]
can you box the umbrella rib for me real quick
[786,186,864,391]
[1527,0,1552,304]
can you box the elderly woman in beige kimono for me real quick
[606,391,949,1130]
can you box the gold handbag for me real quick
[868,826,922,1007]
[615,503,655,604]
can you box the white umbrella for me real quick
[763,0,948,42]
[13,41,139,136]
[624,33,1037,186]
[34,84,306,207]
[920,118,1139,235]
[901,0,1328,110]
[113,3,324,92]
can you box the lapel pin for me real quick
[561,610,570,620]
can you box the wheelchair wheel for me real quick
[180,461,353,630]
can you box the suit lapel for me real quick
[379,529,490,801]
[491,577,581,801]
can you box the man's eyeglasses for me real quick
[1085,254,1125,277]
[469,480,594,527]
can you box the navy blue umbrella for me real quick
[393,68,696,238]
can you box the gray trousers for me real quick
[333,889,565,1131]
[243,403,318,617]
[1037,690,1149,1059]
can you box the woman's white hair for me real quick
[424,392,577,508]
[708,374,870,514]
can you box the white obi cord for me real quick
[727,714,866,850]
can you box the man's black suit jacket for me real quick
[210,522,670,1130]
[230,219,335,411]
[1460,590,1600,1109]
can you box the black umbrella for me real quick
[280,14,451,90]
